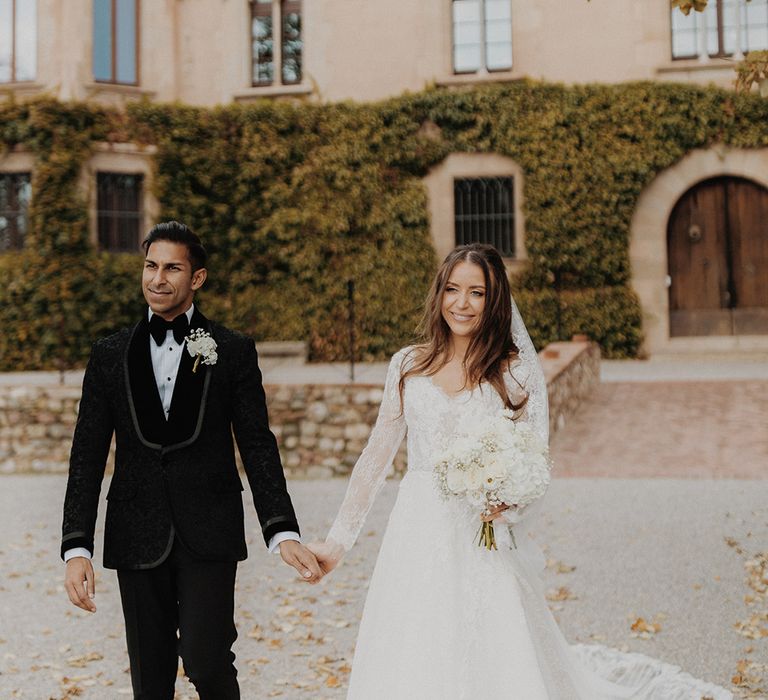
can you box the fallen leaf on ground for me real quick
[546,586,577,602]
[629,617,661,639]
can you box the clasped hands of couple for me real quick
[284,502,514,585]
[65,504,515,612]
[287,502,514,585]
[288,503,516,583]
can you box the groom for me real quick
[61,221,322,699]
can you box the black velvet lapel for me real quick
[126,318,167,447]
[165,308,211,447]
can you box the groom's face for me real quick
[142,240,207,320]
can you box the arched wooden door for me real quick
[667,176,768,336]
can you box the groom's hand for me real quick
[306,542,343,576]
[65,557,97,613]
[278,541,323,584]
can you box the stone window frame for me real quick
[423,152,527,273]
[83,143,158,251]
[0,148,34,252]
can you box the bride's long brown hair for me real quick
[399,243,527,411]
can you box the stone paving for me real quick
[1,360,766,698]
[551,380,768,479]
[0,476,765,700]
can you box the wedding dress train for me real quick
[326,346,733,700]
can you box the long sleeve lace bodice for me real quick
[326,344,550,554]
[326,349,409,552]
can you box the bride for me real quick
[308,244,732,699]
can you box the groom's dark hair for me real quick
[142,221,208,272]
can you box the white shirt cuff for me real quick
[268,531,301,553]
[64,547,92,562]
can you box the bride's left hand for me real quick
[481,503,515,522]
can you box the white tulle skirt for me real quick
[347,471,732,700]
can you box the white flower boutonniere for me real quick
[185,329,218,373]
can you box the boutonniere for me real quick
[185,329,218,373]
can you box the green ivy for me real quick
[2,82,768,369]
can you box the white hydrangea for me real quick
[434,408,552,524]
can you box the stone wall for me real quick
[0,385,83,474]
[264,385,407,478]
[0,340,599,477]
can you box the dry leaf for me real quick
[546,586,577,602]
[629,617,662,638]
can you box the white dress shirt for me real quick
[65,304,298,561]
[150,304,194,418]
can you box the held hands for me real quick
[278,540,324,584]
[64,557,97,613]
[305,541,344,577]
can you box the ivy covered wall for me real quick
[1,82,767,370]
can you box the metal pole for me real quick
[347,280,355,382]
[554,269,563,341]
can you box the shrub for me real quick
[2,83,767,367]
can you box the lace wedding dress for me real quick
[326,331,733,699]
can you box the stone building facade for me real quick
[1,0,764,106]
[2,1,767,357]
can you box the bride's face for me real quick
[441,261,486,339]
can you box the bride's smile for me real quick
[441,261,486,338]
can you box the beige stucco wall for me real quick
[0,0,744,107]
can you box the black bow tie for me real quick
[149,313,189,346]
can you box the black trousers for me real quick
[117,538,240,700]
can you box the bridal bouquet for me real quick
[433,409,551,551]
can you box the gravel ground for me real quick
[0,475,765,699]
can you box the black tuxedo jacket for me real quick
[61,308,299,570]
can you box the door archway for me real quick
[667,176,768,337]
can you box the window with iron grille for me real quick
[93,0,139,84]
[454,177,515,257]
[0,172,31,251]
[251,0,303,87]
[671,0,768,59]
[97,173,143,252]
[452,0,512,74]
[0,0,37,83]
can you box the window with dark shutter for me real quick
[97,173,143,252]
[0,172,31,251]
[453,177,515,257]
